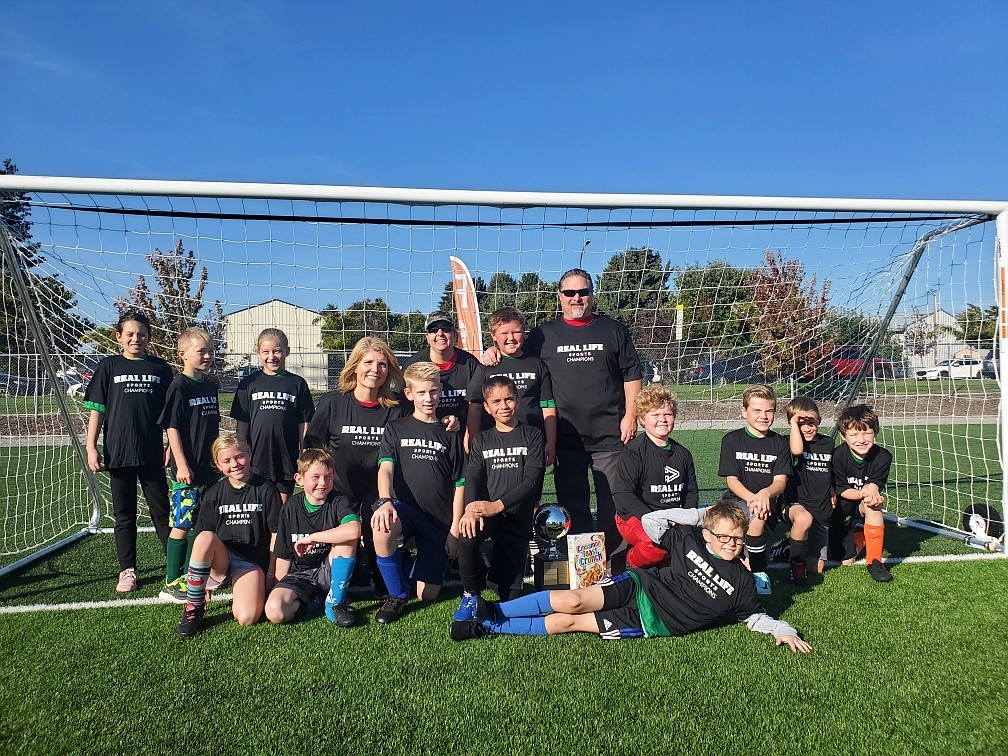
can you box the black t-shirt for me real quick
[717,428,792,496]
[274,490,359,574]
[832,442,893,496]
[230,369,315,483]
[786,433,835,523]
[304,391,408,508]
[399,347,480,425]
[158,374,221,486]
[194,474,282,570]
[613,434,699,519]
[465,423,546,528]
[379,414,465,527]
[83,354,173,468]
[465,353,554,432]
[631,525,764,637]
[525,315,641,452]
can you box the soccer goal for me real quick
[1,175,1006,574]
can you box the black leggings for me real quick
[108,466,170,569]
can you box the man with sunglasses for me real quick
[448,498,811,652]
[400,311,480,432]
[482,269,642,558]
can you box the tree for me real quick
[316,298,423,352]
[900,313,939,357]
[748,250,833,380]
[96,239,226,362]
[1,159,91,357]
[435,271,557,332]
[671,260,756,355]
[595,247,672,327]
[952,303,997,348]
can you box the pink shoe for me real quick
[116,568,138,592]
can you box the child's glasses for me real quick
[705,529,745,545]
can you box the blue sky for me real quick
[4,1,1007,201]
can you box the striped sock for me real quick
[186,560,211,608]
[746,532,768,572]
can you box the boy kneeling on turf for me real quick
[455,376,546,619]
[613,385,698,570]
[831,404,894,582]
[265,448,362,627]
[371,362,465,623]
[450,498,811,653]
[785,396,834,582]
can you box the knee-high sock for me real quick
[789,536,807,564]
[376,551,407,599]
[186,560,211,608]
[746,532,769,572]
[328,557,355,605]
[496,590,554,618]
[486,617,548,635]
[166,535,188,583]
[864,523,885,565]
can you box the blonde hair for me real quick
[338,337,402,408]
[211,432,250,463]
[704,498,750,532]
[403,361,441,390]
[635,384,677,418]
[177,327,212,351]
[297,447,335,476]
[257,328,289,352]
[742,384,777,409]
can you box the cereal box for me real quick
[567,532,607,589]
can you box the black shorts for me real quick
[276,561,331,604]
[829,499,862,561]
[592,572,645,640]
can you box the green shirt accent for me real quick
[540,399,557,409]
[454,477,465,488]
[83,400,106,414]
[378,456,395,465]
[627,570,671,637]
[340,514,361,525]
[183,374,206,383]
[304,498,324,514]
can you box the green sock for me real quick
[185,528,196,566]
[166,536,188,583]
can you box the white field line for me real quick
[1,551,1004,615]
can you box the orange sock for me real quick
[853,528,866,555]
[864,524,885,565]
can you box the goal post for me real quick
[1,174,1006,573]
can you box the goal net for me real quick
[1,176,1005,570]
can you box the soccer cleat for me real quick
[449,619,495,642]
[454,593,479,621]
[473,595,503,623]
[867,560,893,583]
[158,576,188,603]
[176,603,205,637]
[789,560,807,585]
[325,599,359,627]
[753,571,772,596]
[116,568,138,593]
[375,595,409,624]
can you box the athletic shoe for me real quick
[867,561,893,583]
[115,568,138,593]
[176,603,204,637]
[753,571,772,596]
[473,596,502,623]
[789,560,807,585]
[449,619,495,642]
[376,595,409,624]
[325,599,359,627]
[158,576,188,603]
[454,593,478,621]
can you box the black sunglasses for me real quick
[560,287,593,298]
[426,322,455,334]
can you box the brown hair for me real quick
[488,306,527,334]
[297,447,336,476]
[257,328,290,352]
[784,395,821,422]
[837,404,880,435]
[703,498,750,532]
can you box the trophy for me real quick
[534,504,571,561]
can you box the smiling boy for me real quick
[449,498,810,653]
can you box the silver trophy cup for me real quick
[534,504,571,561]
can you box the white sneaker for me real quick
[753,571,772,596]
[116,567,138,592]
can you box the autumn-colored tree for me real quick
[749,250,833,380]
[671,260,756,355]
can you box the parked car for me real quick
[218,365,259,392]
[679,352,764,385]
[916,358,983,380]
[0,372,35,396]
[828,347,896,379]
[982,359,996,379]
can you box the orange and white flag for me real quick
[449,256,484,359]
